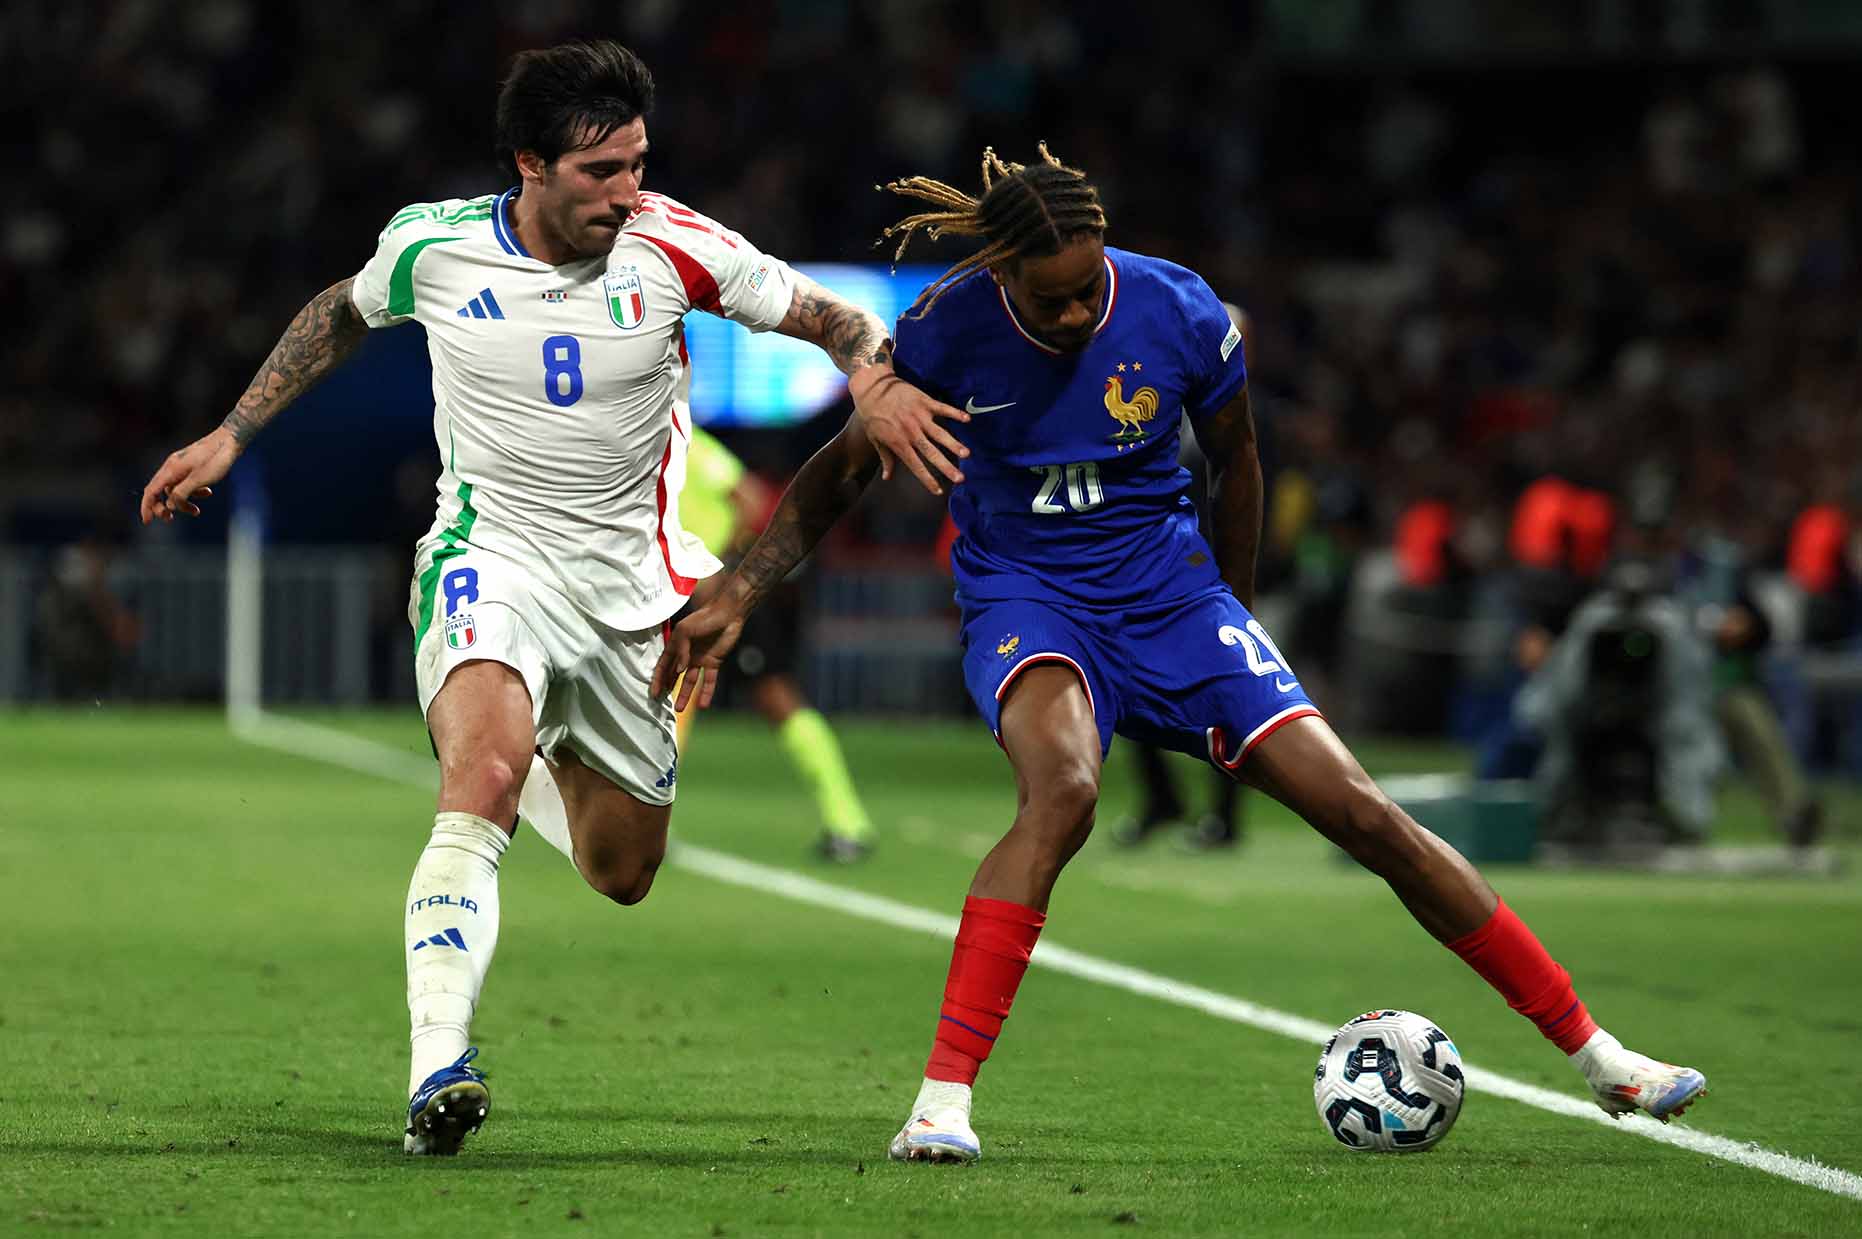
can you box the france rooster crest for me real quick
[1104,361,1159,451]
[604,267,646,330]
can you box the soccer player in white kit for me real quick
[138,40,970,1155]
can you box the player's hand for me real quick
[848,367,969,496]
[652,596,749,710]
[140,426,240,524]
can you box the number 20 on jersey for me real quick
[1029,462,1103,514]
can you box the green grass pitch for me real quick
[3,707,1859,1236]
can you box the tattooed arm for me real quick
[651,416,883,707]
[775,274,895,375]
[773,275,971,497]
[139,278,370,523]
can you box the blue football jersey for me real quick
[893,247,1247,612]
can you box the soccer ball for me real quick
[1313,1009,1465,1152]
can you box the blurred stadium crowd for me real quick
[6,2,1862,815]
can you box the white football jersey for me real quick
[352,186,798,632]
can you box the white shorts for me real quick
[408,541,678,805]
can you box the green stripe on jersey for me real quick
[390,195,494,221]
[387,236,465,317]
[413,479,480,653]
[385,206,493,236]
[385,196,495,234]
[443,197,496,219]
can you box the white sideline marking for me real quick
[234,710,1862,1204]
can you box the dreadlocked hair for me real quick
[877,142,1107,318]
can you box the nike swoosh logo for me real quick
[1275,679,1298,693]
[964,397,1016,414]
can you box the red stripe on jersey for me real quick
[654,420,698,597]
[636,233,723,314]
[637,193,739,247]
[668,216,736,246]
[1099,254,1120,330]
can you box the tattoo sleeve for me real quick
[728,422,882,610]
[1199,386,1264,608]
[219,278,370,446]
[776,276,894,376]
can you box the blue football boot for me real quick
[404,1048,490,1154]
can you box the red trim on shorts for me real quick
[635,233,722,314]
[991,652,1096,748]
[1206,705,1322,774]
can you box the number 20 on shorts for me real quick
[1220,619,1292,677]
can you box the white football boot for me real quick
[1571,1030,1706,1121]
[888,1078,980,1164]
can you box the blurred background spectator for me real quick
[4,1,1860,842]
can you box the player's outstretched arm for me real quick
[773,275,969,496]
[139,278,369,524]
[652,417,883,708]
[1195,384,1264,608]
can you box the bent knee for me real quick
[1338,792,1427,864]
[580,847,666,907]
[439,753,525,820]
[1016,765,1101,870]
[1031,763,1100,828]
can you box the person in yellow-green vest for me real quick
[679,425,876,861]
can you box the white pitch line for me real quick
[234,710,1862,1204]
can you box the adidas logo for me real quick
[456,288,505,320]
[654,759,678,790]
[412,927,469,952]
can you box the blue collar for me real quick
[492,186,531,258]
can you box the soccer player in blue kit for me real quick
[655,146,1705,1163]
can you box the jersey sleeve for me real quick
[890,307,958,405]
[709,237,797,332]
[350,212,434,328]
[626,197,798,332]
[1180,276,1248,422]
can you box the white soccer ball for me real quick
[1313,1009,1465,1152]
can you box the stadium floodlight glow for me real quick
[683,264,942,426]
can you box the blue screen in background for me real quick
[683,263,943,427]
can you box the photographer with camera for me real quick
[1515,551,1724,854]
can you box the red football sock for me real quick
[1446,899,1599,1054]
[924,896,1046,1085]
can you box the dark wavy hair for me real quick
[495,40,655,181]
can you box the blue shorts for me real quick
[960,592,1322,772]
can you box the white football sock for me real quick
[1568,1027,1622,1078]
[518,752,576,864]
[911,1077,973,1117]
[405,811,508,1097]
